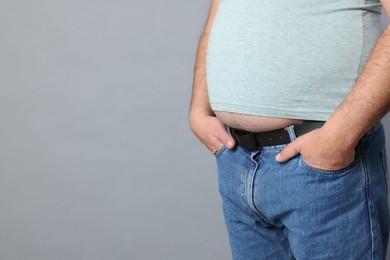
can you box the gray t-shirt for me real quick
[206,0,383,121]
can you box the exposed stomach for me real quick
[214,110,303,132]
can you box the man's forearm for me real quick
[189,32,215,118]
[324,25,390,147]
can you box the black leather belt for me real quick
[228,120,326,150]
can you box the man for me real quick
[189,0,390,259]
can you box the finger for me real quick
[275,140,300,162]
[215,128,236,149]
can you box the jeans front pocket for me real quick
[299,154,363,176]
[214,144,228,159]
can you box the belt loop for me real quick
[227,126,232,135]
[285,125,296,142]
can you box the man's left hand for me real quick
[275,128,356,171]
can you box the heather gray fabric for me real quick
[0,1,388,259]
[207,0,383,120]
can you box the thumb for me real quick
[275,141,300,163]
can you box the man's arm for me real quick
[189,0,236,154]
[276,2,390,170]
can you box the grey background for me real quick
[0,1,388,259]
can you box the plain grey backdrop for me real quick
[0,1,389,259]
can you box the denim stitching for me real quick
[299,154,363,176]
[219,188,269,227]
[240,168,246,197]
[245,150,275,226]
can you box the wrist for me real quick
[319,119,362,150]
[190,108,215,120]
[189,110,214,128]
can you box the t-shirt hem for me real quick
[210,102,331,121]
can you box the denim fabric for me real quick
[214,122,389,260]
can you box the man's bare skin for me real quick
[213,111,303,133]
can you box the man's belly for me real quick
[206,0,383,122]
[214,111,303,132]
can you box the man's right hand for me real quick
[189,113,236,155]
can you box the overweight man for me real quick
[189,0,390,259]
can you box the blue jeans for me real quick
[214,122,389,259]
